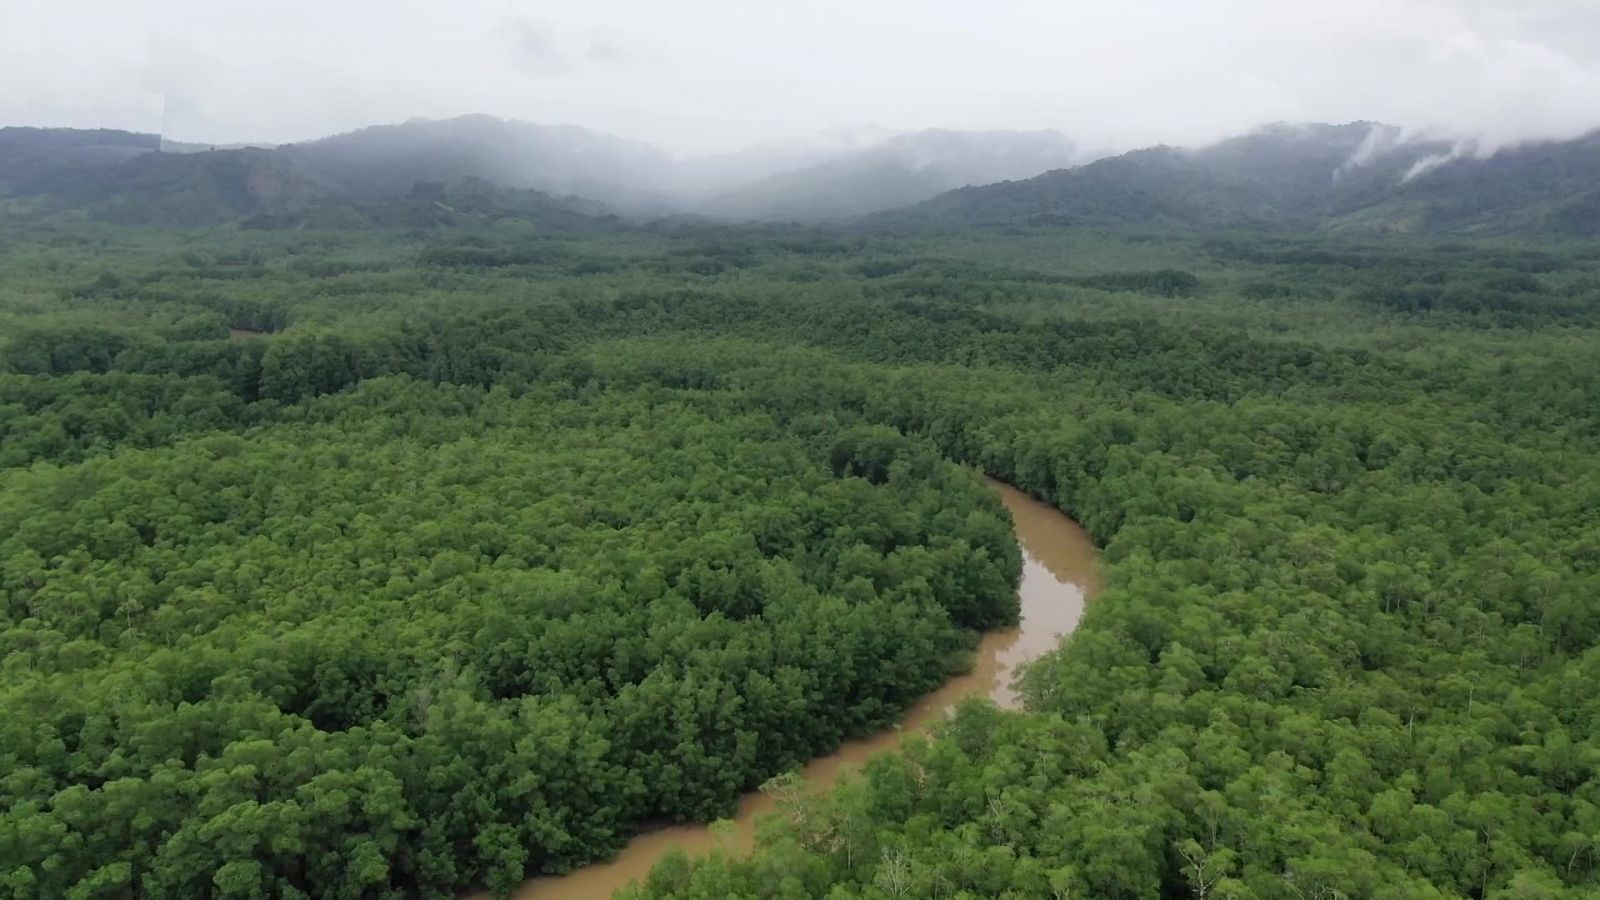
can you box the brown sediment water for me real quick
[494,479,1100,899]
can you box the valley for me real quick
[0,119,1597,899]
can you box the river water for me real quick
[498,479,1100,899]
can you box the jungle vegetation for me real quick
[1,218,1598,899]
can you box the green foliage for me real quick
[0,218,1598,900]
[1076,268,1201,297]
[0,371,1016,897]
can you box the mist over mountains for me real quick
[0,117,1084,224]
[2,115,1598,235]
[889,122,1600,235]
[694,129,1086,220]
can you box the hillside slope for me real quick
[6,119,1599,235]
[0,119,1087,224]
[890,122,1600,236]
[0,125,618,229]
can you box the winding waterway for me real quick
[498,479,1100,899]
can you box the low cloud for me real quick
[2,0,1598,156]
[1335,125,1405,180]
[1402,143,1478,183]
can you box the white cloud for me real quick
[0,0,1597,155]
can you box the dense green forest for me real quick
[1,217,1598,899]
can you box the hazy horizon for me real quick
[4,0,1600,157]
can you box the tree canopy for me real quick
[0,218,1597,898]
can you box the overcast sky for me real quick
[3,0,1599,156]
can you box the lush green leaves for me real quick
[1,219,1598,899]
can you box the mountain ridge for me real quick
[887,121,1600,236]
[0,117,1090,224]
[3,117,1598,234]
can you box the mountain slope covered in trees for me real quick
[0,120,1080,224]
[279,115,682,213]
[0,124,618,229]
[894,122,1600,236]
[5,118,1600,234]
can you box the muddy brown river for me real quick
[494,479,1100,899]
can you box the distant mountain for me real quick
[886,122,1600,236]
[696,129,1084,221]
[279,115,682,214]
[0,128,311,224]
[1325,131,1600,235]
[0,128,159,202]
[280,119,1085,219]
[0,125,619,229]
[6,118,1598,234]
[673,125,901,195]
[0,118,1091,225]
[160,138,279,154]
[0,118,671,224]
[887,123,1443,228]
[238,177,620,231]
[85,148,325,226]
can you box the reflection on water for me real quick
[490,479,1100,899]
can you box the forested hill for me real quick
[277,116,682,214]
[888,122,1600,236]
[7,119,1600,234]
[0,126,620,229]
[0,120,1080,224]
[0,128,159,197]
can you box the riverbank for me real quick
[497,479,1099,899]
